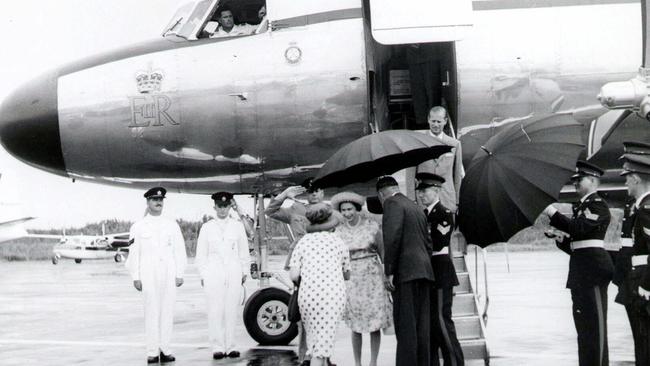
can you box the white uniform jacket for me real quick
[195,217,251,281]
[125,215,187,282]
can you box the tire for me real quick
[74,258,82,264]
[114,253,124,262]
[51,256,59,265]
[243,287,298,345]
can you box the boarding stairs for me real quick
[450,235,490,365]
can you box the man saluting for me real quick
[126,187,188,364]
[544,161,614,366]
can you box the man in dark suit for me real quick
[544,160,614,366]
[416,173,464,366]
[377,175,434,366]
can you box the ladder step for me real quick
[459,338,489,361]
[453,316,483,340]
[452,293,478,317]
[452,257,467,272]
[455,272,471,294]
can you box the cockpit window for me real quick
[200,0,267,39]
[163,0,213,39]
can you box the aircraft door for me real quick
[368,0,473,45]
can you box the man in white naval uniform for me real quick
[195,191,251,360]
[125,187,188,364]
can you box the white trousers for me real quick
[204,265,242,353]
[141,264,176,357]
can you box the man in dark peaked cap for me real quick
[126,187,187,364]
[618,141,650,365]
[544,161,614,366]
[415,173,464,366]
[195,191,250,360]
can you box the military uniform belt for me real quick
[570,239,604,250]
[632,255,649,267]
[621,238,634,248]
[432,247,449,256]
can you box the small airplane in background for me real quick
[30,224,130,265]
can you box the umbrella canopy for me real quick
[458,115,585,247]
[313,130,452,188]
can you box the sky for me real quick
[0,0,252,229]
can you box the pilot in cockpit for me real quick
[210,6,256,38]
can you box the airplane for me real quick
[0,0,648,353]
[0,174,36,243]
[31,226,130,265]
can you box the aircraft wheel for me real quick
[114,253,125,262]
[243,287,298,345]
[74,258,82,264]
[51,256,59,265]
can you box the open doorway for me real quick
[374,42,457,134]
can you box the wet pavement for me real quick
[0,252,636,365]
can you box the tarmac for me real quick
[0,251,636,366]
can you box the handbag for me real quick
[288,279,301,322]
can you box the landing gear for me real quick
[242,193,298,346]
[74,258,82,264]
[114,253,125,262]
[243,287,297,345]
[51,254,60,265]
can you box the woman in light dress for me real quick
[331,192,393,366]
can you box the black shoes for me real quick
[159,352,175,363]
[147,356,159,364]
[213,351,239,359]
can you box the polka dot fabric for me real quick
[289,231,350,358]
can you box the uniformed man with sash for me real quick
[415,173,464,366]
[544,160,614,366]
[619,141,650,365]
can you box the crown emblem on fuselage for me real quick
[135,66,164,94]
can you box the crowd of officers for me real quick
[121,105,650,366]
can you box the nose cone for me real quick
[0,71,67,176]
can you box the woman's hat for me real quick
[330,192,365,211]
[305,203,338,230]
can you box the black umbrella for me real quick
[458,115,585,247]
[313,130,452,188]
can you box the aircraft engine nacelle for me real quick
[598,68,650,121]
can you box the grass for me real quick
[0,239,57,261]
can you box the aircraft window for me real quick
[200,0,267,38]
[163,0,212,39]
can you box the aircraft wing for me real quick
[0,216,35,243]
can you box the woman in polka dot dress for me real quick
[290,203,351,366]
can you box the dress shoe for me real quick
[159,352,175,363]
[300,361,310,366]
[147,356,159,364]
[227,351,240,358]
[212,352,225,359]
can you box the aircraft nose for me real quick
[0,71,67,176]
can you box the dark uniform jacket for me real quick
[383,193,435,283]
[614,198,636,304]
[550,192,614,289]
[631,194,650,291]
[426,201,459,288]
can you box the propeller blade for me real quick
[641,0,650,68]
